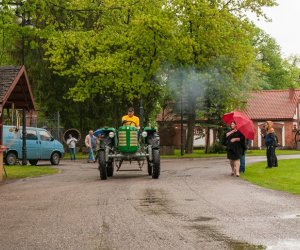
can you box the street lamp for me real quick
[14,1,33,165]
[2,1,34,165]
[14,1,33,66]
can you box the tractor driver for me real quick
[122,107,140,129]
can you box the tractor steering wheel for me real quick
[122,120,137,127]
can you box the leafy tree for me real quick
[162,0,274,153]
[253,30,294,89]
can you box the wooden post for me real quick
[0,109,3,181]
[0,147,6,182]
[0,149,3,182]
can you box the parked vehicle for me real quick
[3,125,64,166]
[96,125,160,180]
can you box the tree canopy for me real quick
[1,0,299,143]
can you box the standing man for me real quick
[66,134,78,160]
[122,107,140,129]
[85,130,96,163]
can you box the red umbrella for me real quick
[222,111,255,140]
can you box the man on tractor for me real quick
[122,107,140,129]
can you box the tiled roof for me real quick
[0,66,22,102]
[244,89,300,120]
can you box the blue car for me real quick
[3,125,64,166]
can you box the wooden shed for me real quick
[0,65,36,180]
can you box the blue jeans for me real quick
[88,148,95,162]
[69,148,76,160]
[240,154,245,173]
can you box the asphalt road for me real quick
[1,155,300,250]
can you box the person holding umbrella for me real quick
[225,121,245,177]
[222,111,255,177]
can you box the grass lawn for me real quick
[160,149,300,159]
[3,165,59,180]
[241,159,300,195]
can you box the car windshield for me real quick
[39,130,52,141]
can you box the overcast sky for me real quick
[249,0,300,57]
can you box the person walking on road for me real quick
[263,121,278,168]
[66,134,78,160]
[225,121,244,177]
[85,130,96,163]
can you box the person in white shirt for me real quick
[85,130,96,163]
[67,134,78,160]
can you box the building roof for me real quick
[0,66,21,101]
[244,89,300,120]
[0,65,36,111]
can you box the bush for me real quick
[207,142,226,154]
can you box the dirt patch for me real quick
[188,224,265,250]
[138,189,181,216]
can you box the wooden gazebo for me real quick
[0,65,36,180]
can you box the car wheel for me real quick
[152,149,160,179]
[5,152,17,165]
[29,160,38,166]
[99,151,107,180]
[50,152,60,165]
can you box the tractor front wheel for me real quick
[99,151,107,180]
[152,149,160,179]
[107,161,114,177]
[147,161,153,176]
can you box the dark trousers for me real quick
[266,146,278,167]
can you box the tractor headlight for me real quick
[141,131,148,138]
[109,132,115,138]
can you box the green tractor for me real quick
[96,125,160,180]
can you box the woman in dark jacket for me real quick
[264,121,278,168]
[225,121,244,177]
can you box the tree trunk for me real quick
[205,128,210,154]
[185,112,196,154]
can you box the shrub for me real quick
[207,142,226,154]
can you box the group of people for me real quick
[66,107,140,162]
[66,131,96,162]
[224,120,278,177]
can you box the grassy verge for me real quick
[161,149,300,159]
[3,165,59,180]
[241,159,300,195]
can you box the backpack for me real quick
[273,134,279,147]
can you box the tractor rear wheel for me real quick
[107,161,114,177]
[152,149,160,179]
[99,151,107,180]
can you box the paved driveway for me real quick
[0,155,300,250]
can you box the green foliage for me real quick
[207,142,226,154]
[253,30,297,89]
[1,0,291,135]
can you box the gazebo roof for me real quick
[0,65,36,111]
